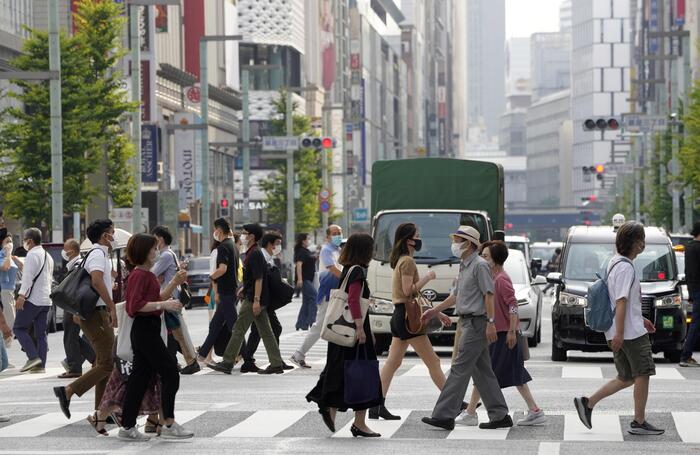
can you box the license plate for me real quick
[662,315,674,329]
[198,288,208,297]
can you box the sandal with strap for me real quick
[145,417,162,435]
[86,412,109,436]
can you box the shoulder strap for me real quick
[25,250,47,300]
[167,249,180,271]
[79,247,101,269]
[339,265,358,293]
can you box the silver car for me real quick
[504,249,546,347]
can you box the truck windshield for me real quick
[563,243,676,282]
[373,212,489,264]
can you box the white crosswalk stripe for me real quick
[563,414,623,441]
[215,410,307,438]
[0,412,71,437]
[561,366,603,379]
[672,412,700,443]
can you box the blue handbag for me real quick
[344,343,381,405]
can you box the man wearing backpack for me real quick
[574,221,663,436]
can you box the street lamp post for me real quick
[199,35,243,253]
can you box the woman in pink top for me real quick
[463,241,546,427]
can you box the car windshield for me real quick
[373,212,489,264]
[188,257,210,271]
[506,242,527,256]
[564,243,676,282]
[504,254,528,285]
[531,246,557,261]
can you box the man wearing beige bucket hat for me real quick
[420,226,511,431]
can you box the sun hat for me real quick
[449,226,481,248]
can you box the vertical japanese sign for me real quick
[141,124,158,183]
[173,113,196,209]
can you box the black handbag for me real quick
[344,343,381,405]
[266,265,294,311]
[50,248,102,320]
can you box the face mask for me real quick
[451,242,466,258]
[61,250,70,262]
[148,251,157,264]
[213,232,220,242]
[272,245,282,256]
[411,239,423,252]
[105,234,116,250]
[240,234,248,245]
[331,235,342,247]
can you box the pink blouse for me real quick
[493,270,518,332]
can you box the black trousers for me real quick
[122,316,180,428]
[62,314,95,373]
[243,307,282,364]
[198,293,245,357]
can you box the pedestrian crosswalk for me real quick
[0,408,698,442]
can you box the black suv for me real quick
[547,225,686,362]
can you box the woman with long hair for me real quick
[371,222,452,420]
[307,233,382,437]
[294,232,318,331]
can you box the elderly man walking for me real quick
[421,226,511,431]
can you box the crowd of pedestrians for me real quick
[0,213,689,440]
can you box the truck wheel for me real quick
[374,334,392,355]
[664,350,682,363]
[551,333,567,361]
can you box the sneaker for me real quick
[19,358,42,373]
[455,410,478,426]
[160,421,194,440]
[517,409,547,426]
[28,366,45,374]
[290,355,311,369]
[628,420,665,435]
[478,415,513,429]
[117,426,151,441]
[240,362,261,374]
[574,397,593,429]
[207,361,233,374]
[179,361,201,375]
[679,358,700,368]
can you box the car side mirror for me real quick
[546,272,563,284]
[678,273,686,285]
[532,275,547,286]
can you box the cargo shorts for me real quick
[607,334,656,381]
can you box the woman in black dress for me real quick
[306,233,382,437]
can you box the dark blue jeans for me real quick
[13,301,49,367]
[198,293,245,357]
[295,280,318,329]
[682,291,700,361]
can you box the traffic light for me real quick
[595,165,604,181]
[582,118,620,131]
[220,198,230,217]
[301,137,336,151]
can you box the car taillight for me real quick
[658,272,666,280]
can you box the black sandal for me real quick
[87,412,108,436]
[145,417,162,435]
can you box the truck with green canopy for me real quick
[366,158,505,354]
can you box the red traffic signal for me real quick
[322,137,333,148]
[220,199,229,208]
[583,118,621,131]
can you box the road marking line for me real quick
[561,366,602,379]
[105,410,205,437]
[0,412,72,437]
[673,412,700,442]
[214,410,307,438]
[401,364,450,377]
[446,411,512,440]
[0,368,65,382]
[654,368,684,380]
[563,414,622,441]
[538,442,560,455]
[333,409,411,438]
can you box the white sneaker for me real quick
[455,410,478,426]
[160,421,194,439]
[117,427,151,441]
[517,409,547,426]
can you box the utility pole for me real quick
[241,69,251,223]
[130,4,142,234]
[49,0,63,243]
[285,51,295,278]
[321,94,331,229]
[670,115,682,233]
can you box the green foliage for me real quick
[0,0,136,225]
[681,78,700,202]
[648,132,673,228]
[260,90,322,233]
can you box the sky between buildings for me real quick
[506,0,561,39]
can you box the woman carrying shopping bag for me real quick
[117,233,193,441]
[306,233,382,437]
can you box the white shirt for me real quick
[604,255,647,341]
[83,244,112,308]
[261,248,276,266]
[319,242,340,270]
[209,249,218,274]
[66,254,81,271]
[19,246,54,306]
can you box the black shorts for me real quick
[390,304,421,341]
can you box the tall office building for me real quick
[530,32,571,102]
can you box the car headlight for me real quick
[655,294,681,308]
[369,297,394,314]
[560,292,587,307]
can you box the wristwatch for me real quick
[487,317,495,324]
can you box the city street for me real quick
[0,295,699,454]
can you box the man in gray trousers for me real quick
[421,226,512,431]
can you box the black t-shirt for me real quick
[686,240,700,294]
[215,238,239,295]
[294,247,316,282]
[243,246,267,302]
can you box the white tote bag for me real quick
[320,266,370,348]
[115,302,167,363]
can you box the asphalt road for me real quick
[0,295,699,454]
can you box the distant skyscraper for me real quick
[505,37,531,96]
[559,0,572,32]
[530,32,571,102]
